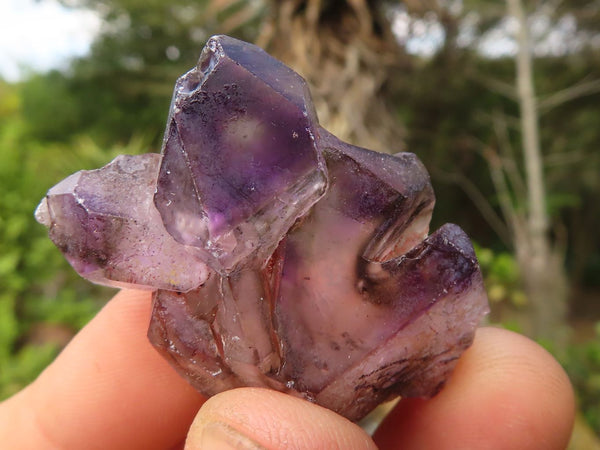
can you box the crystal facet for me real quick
[36,35,489,421]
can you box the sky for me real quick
[0,0,101,82]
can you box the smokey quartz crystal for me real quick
[36,35,489,421]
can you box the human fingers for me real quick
[373,327,575,450]
[0,289,205,450]
[185,387,377,450]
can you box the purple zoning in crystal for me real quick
[36,35,489,421]
[35,154,209,292]
[154,35,327,273]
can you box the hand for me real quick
[0,289,574,449]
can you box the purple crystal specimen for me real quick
[36,35,489,422]
[35,154,209,291]
[154,35,327,273]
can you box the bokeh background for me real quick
[1,0,599,446]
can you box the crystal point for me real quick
[36,35,489,421]
[36,154,209,291]
[154,35,326,273]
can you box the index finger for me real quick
[0,289,205,450]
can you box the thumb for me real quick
[184,387,376,450]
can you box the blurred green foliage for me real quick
[0,80,151,398]
[563,323,600,434]
[474,244,528,308]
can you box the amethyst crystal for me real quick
[154,36,326,273]
[36,35,489,421]
[35,154,209,291]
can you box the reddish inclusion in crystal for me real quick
[36,35,489,421]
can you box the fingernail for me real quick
[199,422,265,449]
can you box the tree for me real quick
[476,0,600,344]
[381,0,600,345]
[506,0,568,344]
[257,0,408,152]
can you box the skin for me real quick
[0,289,575,449]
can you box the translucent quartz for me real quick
[36,35,489,422]
[35,154,209,291]
[154,35,327,273]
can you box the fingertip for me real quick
[185,387,377,450]
[374,327,575,450]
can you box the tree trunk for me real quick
[507,0,568,346]
[257,0,408,153]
